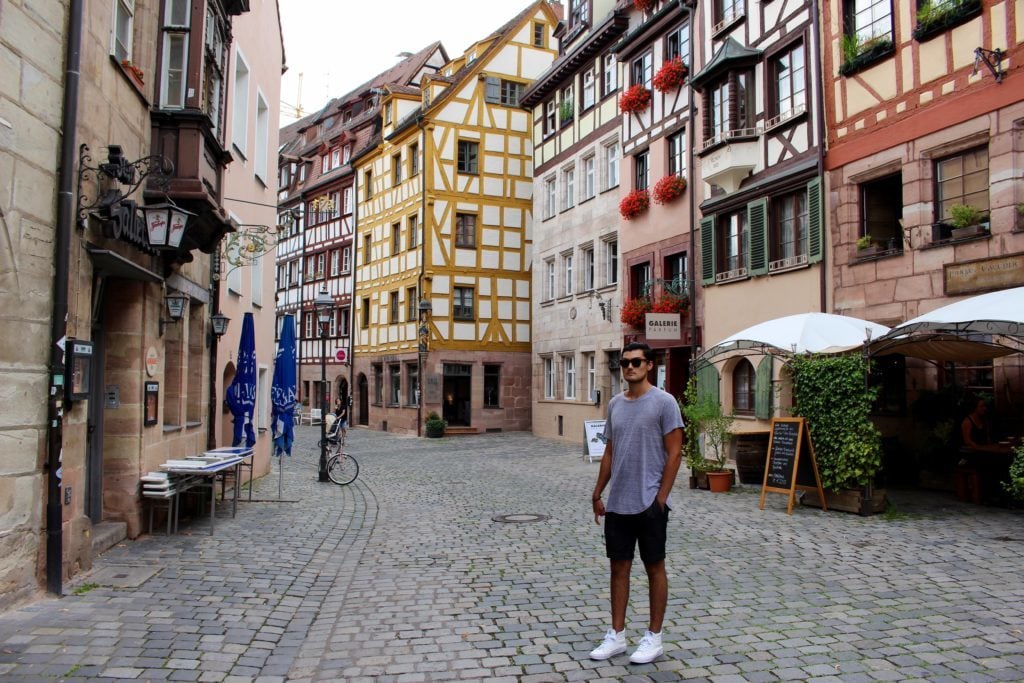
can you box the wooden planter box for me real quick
[950,224,987,240]
[801,488,888,515]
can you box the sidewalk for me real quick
[0,426,1021,681]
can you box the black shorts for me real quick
[604,500,669,564]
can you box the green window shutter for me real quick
[754,355,773,419]
[807,177,823,264]
[695,359,720,405]
[700,215,716,285]
[485,77,500,103]
[748,198,768,276]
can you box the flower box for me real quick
[619,188,650,220]
[619,84,651,115]
[121,60,145,85]
[838,37,894,77]
[652,175,686,204]
[653,58,688,92]
[913,0,982,42]
[620,297,652,329]
[650,293,688,315]
[634,0,655,12]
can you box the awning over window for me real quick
[85,245,162,283]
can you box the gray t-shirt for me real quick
[602,386,684,514]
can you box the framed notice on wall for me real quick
[583,420,607,462]
[144,382,159,426]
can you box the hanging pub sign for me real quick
[759,417,827,515]
[66,339,94,401]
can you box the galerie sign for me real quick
[645,313,681,340]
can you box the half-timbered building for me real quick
[522,0,630,443]
[352,1,560,435]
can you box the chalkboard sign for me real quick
[759,417,826,515]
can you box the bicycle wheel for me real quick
[327,452,359,485]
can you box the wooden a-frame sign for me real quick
[759,417,827,515]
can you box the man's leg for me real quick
[610,559,631,631]
[643,559,667,633]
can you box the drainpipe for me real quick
[206,255,221,450]
[810,0,827,314]
[46,0,84,595]
[348,173,357,420]
[416,114,427,437]
[683,0,698,373]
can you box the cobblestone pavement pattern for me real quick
[0,427,1022,682]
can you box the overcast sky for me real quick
[278,0,540,125]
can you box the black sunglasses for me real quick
[621,357,649,368]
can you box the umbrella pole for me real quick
[278,453,283,502]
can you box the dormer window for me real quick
[569,0,590,28]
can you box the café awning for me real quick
[699,313,891,361]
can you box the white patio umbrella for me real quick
[700,312,890,361]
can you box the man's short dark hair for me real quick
[622,341,654,361]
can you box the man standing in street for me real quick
[590,342,684,664]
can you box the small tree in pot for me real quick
[424,411,447,438]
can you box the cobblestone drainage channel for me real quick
[492,513,549,523]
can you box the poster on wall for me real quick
[583,420,607,462]
[144,382,159,426]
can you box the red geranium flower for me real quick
[619,189,650,220]
[619,84,651,115]
[650,293,688,314]
[634,0,655,12]
[653,58,688,92]
[652,174,687,205]
[620,297,652,329]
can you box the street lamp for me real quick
[314,287,335,482]
[417,299,431,437]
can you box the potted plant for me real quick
[652,175,687,204]
[855,234,881,257]
[619,84,652,115]
[653,58,688,92]
[619,188,650,220]
[120,59,145,86]
[839,34,894,77]
[619,297,651,330]
[559,99,573,125]
[424,411,446,438]
[679,379,735,492]
[1002,444,1024,501]
[650,292,688,315]
[949,203,987,238]
[914,0,982,42]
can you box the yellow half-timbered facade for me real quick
[352,1,559,435]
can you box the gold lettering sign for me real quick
[944,253,1024,295]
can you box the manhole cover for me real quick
[86,565,159,588]
[492,513,549,523]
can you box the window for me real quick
[392,223,401,255]
[392,153,402,185]
[389,365,400,405]
[455,213,476,248]
[534,21,545,47]
[328,304,337,336]
[408,214,419,249]
[704,71,756,143]
[587,354,597,402]
[341,246,351,272]
[605,142,619,189]
[330,249,340,276]
[343,187,353,214]
[668,131,686,177]
[771,190,808,266]
[773,43,806,119]
[582,69,595,110]
[733,359,755,414]
[338,308,350,336]
[363,233,372,263]
[633,150,649,191]
[544,176,557,219]
[631,52,653,89]
[560,86,574,127]
[407,286,418,321]
[112,0,134,62]
[630,262,651,299]
[485,77,525,106]
[384,102,393,125]
[453,287,474,320]
[563,355,576,400]
[161,0,191,109]
[373,364,383,404]
[562,253,574,296]
[666,23,690,64]
[484,365,500,408]
[543,357,555,398]
[457,140,479,174]
[276,263,287,290]
[717,210,748,276]
[583,155,595,200]
[936,147,989,223]
[331,148,341,169]
[407,363,420,405]
[569,0,589,27]
[204,12,226,138]
[409,142,419,176]
[388,291,399,324]
[361,297,370,328]
[715,0,745,27]
[860,172,903,250]
[845,0,893,43]
[582,246,595,291]
[343,144,351,164]
[545,100,557,134]
[321,154,329,174]
[664,251,686,293]
[544,258,556,300]
[605,238,618,285]
[563,167,576,210]
[304,311,313,338]
[364,170,373,200]
[315,252,325,279]
[252,89,269,180]
[602,54,617,97]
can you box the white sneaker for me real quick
[629,630,663,664]
[589,628,627,660]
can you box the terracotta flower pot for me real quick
[707,470,733,493]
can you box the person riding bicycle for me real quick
[326,397,348,443]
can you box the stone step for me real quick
[91,521,127,557]
[443,426,481,436]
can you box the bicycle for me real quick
[325,437,359,485]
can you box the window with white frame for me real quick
[254,91,269,182]
[338,308,350,336]
[582,245,594,291]
[605,142,619,189]
[545,99,557,135]
[604,238,619,285]
[453,287,474,320]
[161,0,191,109]
[389,364,401,405]
[230,49,250,151]
[562,167,576,210]
[407,363,419,405]
[545,258,556,300]
[330,249,340,276]
[544,176,557,219]
[773,42,806,119]
[602,53,617,97]
[408,214,419,249]
[582,69,595,110]
[543,356,555,398]
[343,186,353,214]
[587,353,597,402]
[563,355,576,399]
[631,52,653,89]
[666,22,690,64]
[562,252,574,297]
[846,0,893,43]
[341,246,351,272]
[583,155,595,200]
[251,253,263,306]
[328,305,338,336]
[111,0,135,63]
[455,213,476,248]
[668,130,686,177]
[634,149,650,191]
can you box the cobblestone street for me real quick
[0,426,1022,681]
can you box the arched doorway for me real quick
[357,373,369,426]
[221,362,236,446]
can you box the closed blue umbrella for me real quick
[226,312,257,447]
[270,314,297,456]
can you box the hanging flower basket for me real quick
[620,297,652,329]
[634,0,655,12]
[619,189,650,220]
[652,175,687,204]
[619,84,651,115]
[651,293,688,314]
[653,58,688,92]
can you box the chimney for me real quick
[547,0,564,21]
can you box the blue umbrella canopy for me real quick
[225,312,257,447]
[270,314,297,456]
